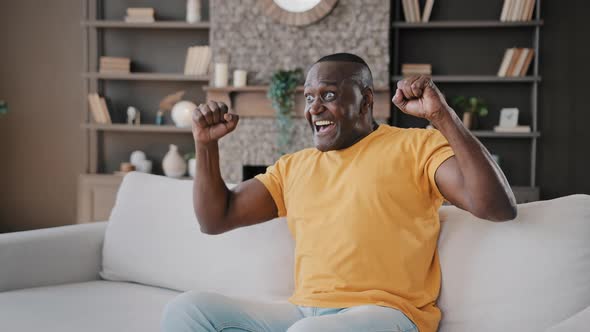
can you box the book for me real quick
[422,0,435,22]
[124,16,155,23]
[505,48,522,77]
[523,0,536,21]
[510,48,529,77]
[87,93,104,124]
[494,125,531,133]
[411,0,421,22]
[500,0,512,21]
[506,0,517,21]
[99,97,112,124]
[497,48,514,77]
[512,0,526,21]
[518,49,534,76]
[126,8,155,17]
[402,0,412,23]
[184,47,195,75]
[401,63,432,76]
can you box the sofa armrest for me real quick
[545,305,590,332]
[0,222,107,292]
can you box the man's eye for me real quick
[323,92,336,100]
[305,95,314,103]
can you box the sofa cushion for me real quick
[0,281,178,332]
[437,194,590,332]
[101,172,295,300]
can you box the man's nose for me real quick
[308,99,325,116]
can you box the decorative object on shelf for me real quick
[184,152,196,178]
[156,90,186,126]
[214,61,229,87]
[451,96,488,130]
[126,106,141,125]
[268,68,304,154]
[186,0,201,23]
[233,70,247,87]
[163,144,187,178]
[119,162,135,173]
[125,7,155,23]
[99,56,131,74]
[498,107,519,128]
[130,150,152,173]
[259,0,338,26]
[0,100,8,116]
[401,0,421,22]
[401,63,432,76]
[171,100,197,128]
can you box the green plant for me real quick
[184,152,195,161]
[451,96,488,117]
[268,69,304,154]
[0,101,7,116]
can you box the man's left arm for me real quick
[393,75,517,222]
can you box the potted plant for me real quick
[451,96,488,130]
[268,69,304,155]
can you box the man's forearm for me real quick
[433,109,517,220]
[193,141,231,234]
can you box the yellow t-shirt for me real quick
[255,124,455,332]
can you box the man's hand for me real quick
[192,101,239,143]
[392,75,450,125]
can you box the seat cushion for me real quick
[101,172,295,300]
[0,281,179,332]
[437,194,590,332]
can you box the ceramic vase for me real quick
[162,144,187,178]
[188,158,196,178]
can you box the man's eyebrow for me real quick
[304,80,339,87]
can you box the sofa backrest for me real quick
[100,172,294,300]
[437,194,590,332]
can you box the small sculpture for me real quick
[126,106,141,125]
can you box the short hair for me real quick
[315,53,373,89]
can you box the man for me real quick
[161,53,517,332]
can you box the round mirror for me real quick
[259,0,338,26]
[273,0,322,13]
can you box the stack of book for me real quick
[125,7,155,23]
[497,48,534,77]
[493,125,531,133]
[500,0,536,22]
[183,46,212,76]
[87,93,112,124]
[401,0,436,23]
[99,56,131,74]
[401,63,432,76]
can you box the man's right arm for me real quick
[192,101,278,235]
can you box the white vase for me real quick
[188,158,196,178]
[162,144,187,178]
[186,0,201,23]
[171,101,196,128]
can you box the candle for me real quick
[186,0,201,23]
[214,63,229,87]
[233,70,247,87]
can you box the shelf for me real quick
[392,20,544,29]
[203,86,390,93]
[471,130,540,138]
[83,124,192,133]
[81,20,210,29]
[82,72,210,81]
[392,75,541,83]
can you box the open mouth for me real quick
[314,120,336,135]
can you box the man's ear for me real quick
[360,87,374,115]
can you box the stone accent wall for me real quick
[211,0,390,86]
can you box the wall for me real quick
[211,0,390,85]
[0,1,83,232]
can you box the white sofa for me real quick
[1,172,589,332]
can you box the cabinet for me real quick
[78,0,209,222]
[391,0,542,202]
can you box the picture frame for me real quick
[498,108,519,128]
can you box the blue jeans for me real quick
[161,291,418,332]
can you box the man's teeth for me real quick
[314,120,334,126]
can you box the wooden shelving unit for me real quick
[82,72,210,81]
[81,20,210,29]
[82,123,193,133]
[391,0,542,202]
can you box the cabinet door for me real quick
[77,174,124,223]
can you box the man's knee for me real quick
[161,291,220,331]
